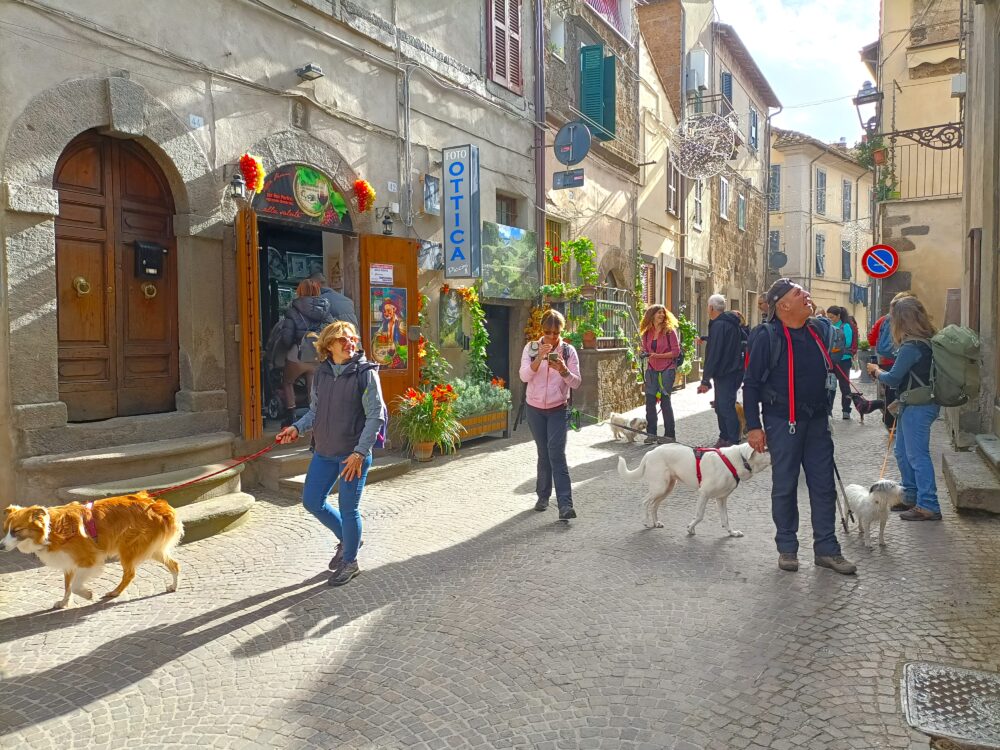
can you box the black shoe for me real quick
[328,540,364,571]
[534,497,550,512]
[329,561,360,586]
[558,506,577,521]
[643,435,659,445]
[842,411,851,420]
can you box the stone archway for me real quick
[2,76,218,439]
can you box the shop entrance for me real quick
[483,304,511,385]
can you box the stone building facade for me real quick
[0,0,537,505]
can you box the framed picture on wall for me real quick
[276,284,295,315]
[285,252,311,280]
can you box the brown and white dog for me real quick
[609,412,647,442]
[2,492,183,609]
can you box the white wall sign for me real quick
[442,144,481,279]
[369,263,394,285]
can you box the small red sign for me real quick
[862,244,899,279]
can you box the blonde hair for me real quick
[313,320,359,362]
[540,309,566,331]
[890,296,936,345]
[889,290,914,311]
[639,304,677,336]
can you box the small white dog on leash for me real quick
[617,442,770,536]
[844,479,902,548]
[608,413,647,442]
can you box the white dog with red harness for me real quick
[617,442,771,536]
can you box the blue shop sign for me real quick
[442,145,481,279]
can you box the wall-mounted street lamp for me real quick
[376,207,394,235]
[852,81,883,136]
[296,63,324,81]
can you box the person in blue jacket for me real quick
[826,306,855,420]
[743,279,856,576]
[866,296,942,521]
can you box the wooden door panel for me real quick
[55,143,106,194]
[55,238,111,345]
[58,202,106,230]
[360,236,419,416]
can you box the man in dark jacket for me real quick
[743,278,856,576]
[697,294,745,447]
[310,271,360,331]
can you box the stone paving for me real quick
[2,382,1000,749]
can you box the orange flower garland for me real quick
[239,153,266,194]
[353,179,377,213]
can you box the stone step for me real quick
[942,449,1000,514]
[174,492,255,544]
[975,433,1000,476]
[57,463,244,508]
[18,432,236,504]
[258,445,313,491]
[277,455,411,498]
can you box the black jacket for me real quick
[280,296,334,348]
[701,311,745,384]
[319,286,360,331]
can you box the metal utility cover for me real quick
[902,662,1000,748]
[553,122,592,166]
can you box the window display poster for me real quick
[370,287,408,370]
[439,288,464,348]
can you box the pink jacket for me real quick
[641,328,681,372]
[519,339,582,409]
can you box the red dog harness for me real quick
[83,502,98,541]
[694,448,748,486]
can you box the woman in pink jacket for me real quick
[639,305,681,444]
[519,310,583,521]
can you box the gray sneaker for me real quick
[328,540,364,571]
[329,561,360,586]
[778,553,799,572]
[534,497,550,512]
[814,555,857,575]
[644,435,658,445]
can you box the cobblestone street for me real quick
[2,384,999,750]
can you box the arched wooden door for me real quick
[54,131,179,421]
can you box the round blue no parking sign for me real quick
[862,244,899,279]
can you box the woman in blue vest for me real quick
[826,306,855,419]
[276,320,387,585]
[867,296,941,521]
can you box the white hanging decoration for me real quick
[842,216,873,250]
[669,113,736,180]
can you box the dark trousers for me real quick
[526,404,572,507]
[832,360,853,413]
[713,372,742,444]
[882,384,897,430]
[644,367,676,438]
[764,411,841,557]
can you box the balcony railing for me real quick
[880,142,963,201]
[560,286,637,348]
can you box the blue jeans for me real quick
[301,451,372,563]
[644,367,676,438]
[894,404,940,513]
[764,411,841,556]
[526,405,572,507]
[713,372,742,444]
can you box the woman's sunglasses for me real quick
[333,336,358,347]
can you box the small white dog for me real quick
[617,442,771,536]
[608,412,647,442]
[844,479,901,548]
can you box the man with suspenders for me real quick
[742,278,857,576]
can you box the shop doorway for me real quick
[483,304,511,385]
[54,130,179,422]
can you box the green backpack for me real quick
[903,325,981,407]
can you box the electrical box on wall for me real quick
[134,241,167,278]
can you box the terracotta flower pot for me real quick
[872,148,887,166]
[582,330,598,349]
[579,284,598,300]
[411,441,434,462]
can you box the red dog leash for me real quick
[149,442,279,498]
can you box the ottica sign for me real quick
[442,145,481,279]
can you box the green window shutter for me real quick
[600,54,616,141]
[579,44,606,137]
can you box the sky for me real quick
[712,0,880,146]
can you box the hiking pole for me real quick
[830,456,855,532]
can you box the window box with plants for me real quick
[453,376,513,441]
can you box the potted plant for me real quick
[574,300,606,349]
[857,340,874,382]
[564,237,599,297]
[395,385,462,461]
[539,282,571,303]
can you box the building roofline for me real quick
[712,22,782,109]
[860,40,879,79]
[771,127,867,170]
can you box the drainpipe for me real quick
[677,3,687,312]
[854,170,865,320]
[534,0,547,286]
[764,103,782,294]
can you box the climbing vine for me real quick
[441,283,491,384]
[416,294,451,387]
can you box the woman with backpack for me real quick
[867,291,915,430]
[278,279,335,426]
[276,320,388,585]
[866,296,942,521]
[826,306,855,420]
[639,305,681,445]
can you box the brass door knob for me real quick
[72,276,91,296]
[141,282,158,299]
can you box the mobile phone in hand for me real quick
[547,352,559,362]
